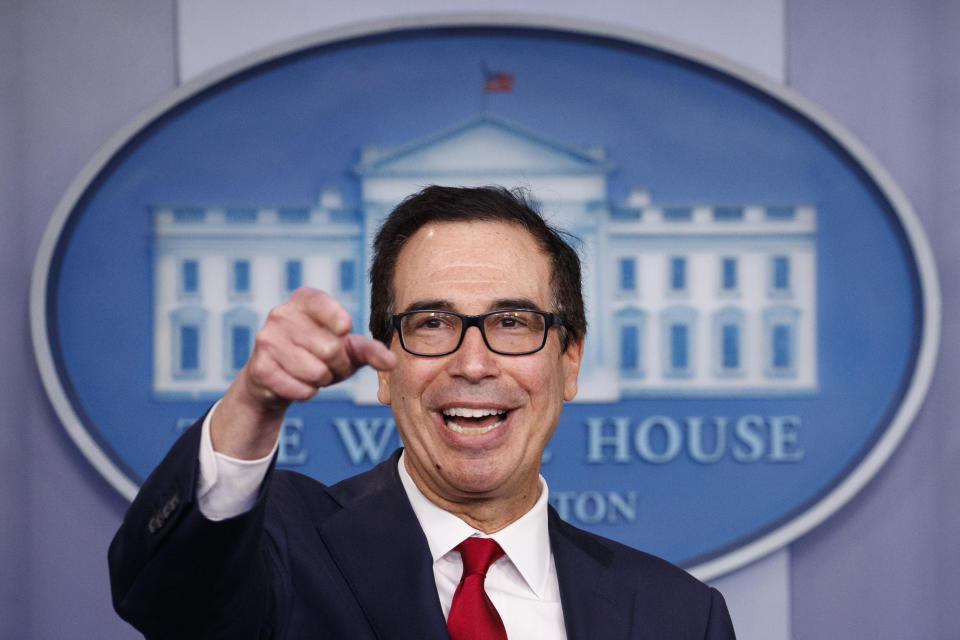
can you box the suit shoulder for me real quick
[549,510,735,637]
[266,469,338,522]
[265,450,403,524]
[549,507,707,591]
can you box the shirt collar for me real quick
[398,451,553,598]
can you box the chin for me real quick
[443,458,512,495]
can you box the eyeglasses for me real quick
[390,309,562,356]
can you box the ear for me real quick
[377,368,392,405]
[561,338,584,401]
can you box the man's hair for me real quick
[369,185,586,351]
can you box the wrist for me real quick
[210,383,287,460]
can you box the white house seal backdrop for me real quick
[31,18,939,581]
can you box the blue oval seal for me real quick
[31,16,940,579]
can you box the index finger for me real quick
[292,287,353,336]
[344,334,397,372]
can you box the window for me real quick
[766,205,795,220]
[772,324,792,369]
[764,306,800,378]
[663,206,692,221]
[713,307,745,376]
[173,207,204,223]
[721,257,738,292]
[223,308,258,378]
[181,260,199,296]
[670,324,689,370]
[714,206,743,221]
[226,207,257,223]
[180,325,199,372]
[615,309,646,378]
[232,260,251,295]
[231,325,252,371]
[339,259,356,292]
[619,257,636,292]
[670,257,686,291]
[170,307,207,379]
[772,255,790,292]
[722,324,740,369]
[285,259,302,292]
[278,208,310,223]
[661,306,696,378]
[611,207,642,221]
[620,325,639,371]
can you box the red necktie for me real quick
[447,537,508,640]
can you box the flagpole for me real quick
[480,62,488,113]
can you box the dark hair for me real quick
[369,185,586,351]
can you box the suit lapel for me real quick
[315,456,647,640]
[549,508,638,640]
[317,452,449,640]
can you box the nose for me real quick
[447,325,500,381]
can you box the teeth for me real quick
[444,418,504,435]
[442,407,503,418]
[441,407,508,435]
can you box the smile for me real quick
[441,407,509,434]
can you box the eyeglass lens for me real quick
[399,311,548,355]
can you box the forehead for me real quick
[393,220,552,310]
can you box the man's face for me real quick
[377,220,582,515]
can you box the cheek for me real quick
[385,360,441,409]
[515,360,565,403]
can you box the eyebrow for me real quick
[403,300,456,313]
[401,298,544,314]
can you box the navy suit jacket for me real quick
[109,421,735,639]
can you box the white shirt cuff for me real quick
[196,401,278,521]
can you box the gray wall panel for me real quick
[788,0,957,638]
[8,1,176,638]
[1,1,30,637]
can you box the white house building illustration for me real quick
[152,115,817,403]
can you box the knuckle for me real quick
[252,334,279,362]
[293,286,326,307]
[287,385,316,403]
[315,337,341,362]
[253,331,271,351]
[265,304,291,326]
[247,355,276,387]
[311,364,334,388]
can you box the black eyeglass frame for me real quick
[390,308,563,357]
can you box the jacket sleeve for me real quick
[107,418,284,639]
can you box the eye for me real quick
[491,312,529,330]
[411,313,457,332]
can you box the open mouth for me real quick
[441,407,509,434]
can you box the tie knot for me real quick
[456,537,504,577]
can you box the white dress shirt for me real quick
[194,403,275,520]
[195,409,567,638]
[397,452,566,638]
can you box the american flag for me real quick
[484,71,514,93]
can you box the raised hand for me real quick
[211,287,396,459]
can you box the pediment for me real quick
[356,116,611,176]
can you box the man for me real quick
[109,186,735,638]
